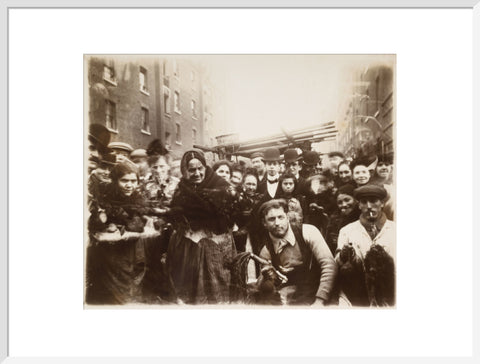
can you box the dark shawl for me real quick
[168,167,236,234]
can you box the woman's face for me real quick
[376,162,391,179]
[215,164,231,181]
[118,173,138,197]
[353,165,370,186]
[243,175,257,196]
[337,193,356,216]
[281,178,295,195]
[151,156,170,181]
[186,158,206,185]
[338,164,352,183]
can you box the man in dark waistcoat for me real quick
[256,199,337,306]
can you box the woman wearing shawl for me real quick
[86,160,162,305]
[166,150,237,304]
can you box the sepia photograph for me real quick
[84,54,396,308]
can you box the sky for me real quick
[199,54,395,142]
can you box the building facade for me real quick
[87,55,222,159]
[336,65,395,159]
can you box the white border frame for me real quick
[2,1,479,363]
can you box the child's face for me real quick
[281,178,295,194]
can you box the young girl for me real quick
[278,172,306,228]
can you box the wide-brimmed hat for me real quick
[263,147,282,162]
[302,151,320,166]
[108,141,134,153]
[284,148,301,163]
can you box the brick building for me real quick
[86,55,222,159]
[336,64,395,159]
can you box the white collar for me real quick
[267,174,280,182]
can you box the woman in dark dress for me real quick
[166,150,238,304]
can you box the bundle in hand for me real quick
[337,244,369,306]
[364,244,395,307]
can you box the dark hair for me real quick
[146,139,169,156]
[350,158,370,171]
[243,168,259,184]
[231,162,244,175]
[212,160,232,174]
[258,199,289,219]
[279,171,298,188]
[337,160,351,172]
[110,160,139,182]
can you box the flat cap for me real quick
[250,151,264,160]
[108,141,134,153]
[328,151,345,159]
[130,148,148,159]
[354,184,388,200]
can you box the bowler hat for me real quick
[354,185,388,200]
[284,149,301,163]
[302,151,320,166]
[263,147,282,162]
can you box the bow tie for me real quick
[267,178,279,184]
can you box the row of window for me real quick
[104,64,150,94]
[104,65,198,118]
[104,61,197,93]
[105,100,149,133]
[163,87,197,118]
[104,100,197,144]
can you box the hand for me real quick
[309,203,323,212]
[312,298,326,307]
[277,265,294,275]
[153,207,167,215]
[143,216,155,230]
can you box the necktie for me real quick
[268,178,278,184]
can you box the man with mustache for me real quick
[256,199,337,306]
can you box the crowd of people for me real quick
[86,123,396,307]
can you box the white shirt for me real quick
[266,174,280,198]
[337,219,396,263]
